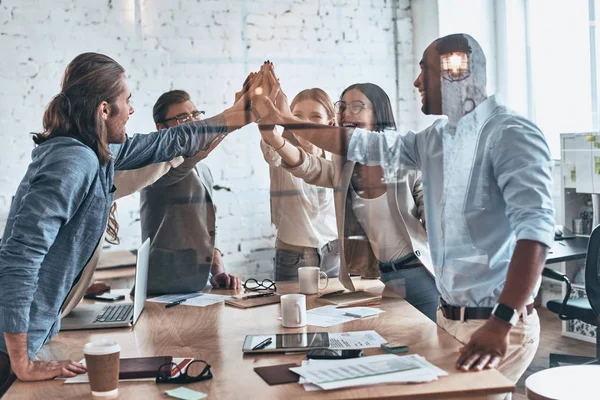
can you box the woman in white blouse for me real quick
[260,82,438,321]
[260,88,340,280]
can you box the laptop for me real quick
[61,238,150,331]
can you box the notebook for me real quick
[254,363,300,385]
[120,356,173,379]
[225,293,281,309]
[316,291,381,307]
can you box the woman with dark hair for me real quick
[260,88,340,280]
[260,80,439,322]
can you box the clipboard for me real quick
[225,293,281,309]
[316,291,381,307]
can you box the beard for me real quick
[105,104,128,143]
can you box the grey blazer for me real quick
[284,148,433,292]
[140,156,216,295]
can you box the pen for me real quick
[165,299,186,308]
[344,312,363,318]
[337,301,381,309]
[243,292,274,300]
[319,289,345,298]
[252,337,272,350]
[164,293,203,308]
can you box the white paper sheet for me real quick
[306,306,384,327]
[148,293,231,307]
[293,354,447,391]
[327,330,387,350]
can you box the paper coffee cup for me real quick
[83,339,121,398]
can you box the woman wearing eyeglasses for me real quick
[259,88,340,281]
[260,82,438,322]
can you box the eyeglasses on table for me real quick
[243,278,276,292]
[156,359,213,384]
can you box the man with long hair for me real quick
[0,52,266,387]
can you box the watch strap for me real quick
[492,303,518,326]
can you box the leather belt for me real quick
[379,253,422,274]
[440,299,534,322]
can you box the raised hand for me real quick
[233,71,256,106]
[252,62,295,129]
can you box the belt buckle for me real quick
[460,307,466,322]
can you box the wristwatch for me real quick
[491,303,519,326]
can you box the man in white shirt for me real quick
[255,34,554,388]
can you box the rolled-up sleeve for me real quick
[0,149,97,333]
[492,118,555,248]
[113,115,227,171]
[347,128,421,170]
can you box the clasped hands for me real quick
[230,61,294,135]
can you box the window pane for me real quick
[529,0,594,158]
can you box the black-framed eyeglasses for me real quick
[334,100,366,115]
[162,110,205,125]
[156,359,213,384]
[243,278,276,292]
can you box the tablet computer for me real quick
[242,332,330,353]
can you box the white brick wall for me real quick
[0,0,417,279]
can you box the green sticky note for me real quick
[165,387,208,400]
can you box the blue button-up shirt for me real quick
[0,116,226,358]
[348,95,554,307]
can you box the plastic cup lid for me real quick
[83,339,121,355]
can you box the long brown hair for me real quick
[33,52,125,244]
[33,52,126,165]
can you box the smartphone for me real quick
[83,293,125,302]
[381,342,409,354]
[306,349,363,360]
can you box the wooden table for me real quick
[525,365,600,399]
[5,279,513,399]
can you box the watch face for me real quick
[493,303,518,325]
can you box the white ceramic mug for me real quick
[281,294,306,328]
[298,267,328,294]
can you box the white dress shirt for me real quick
[260,139,338,248]
[347,95,555,307]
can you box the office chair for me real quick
[543,224,600,367]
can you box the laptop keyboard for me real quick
[94,304,133,323]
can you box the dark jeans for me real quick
[380,264,439,322]
[275,240,340,281]
[0,352,15,397]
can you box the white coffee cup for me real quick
[281,294,307,328]
[298,267,328,295]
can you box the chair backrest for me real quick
[585,224,600,316]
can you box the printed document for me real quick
[148,293,231,307]
[327,330,387,350]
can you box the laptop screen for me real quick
[132,238,150,325]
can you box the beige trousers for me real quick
[437,308,540,400]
